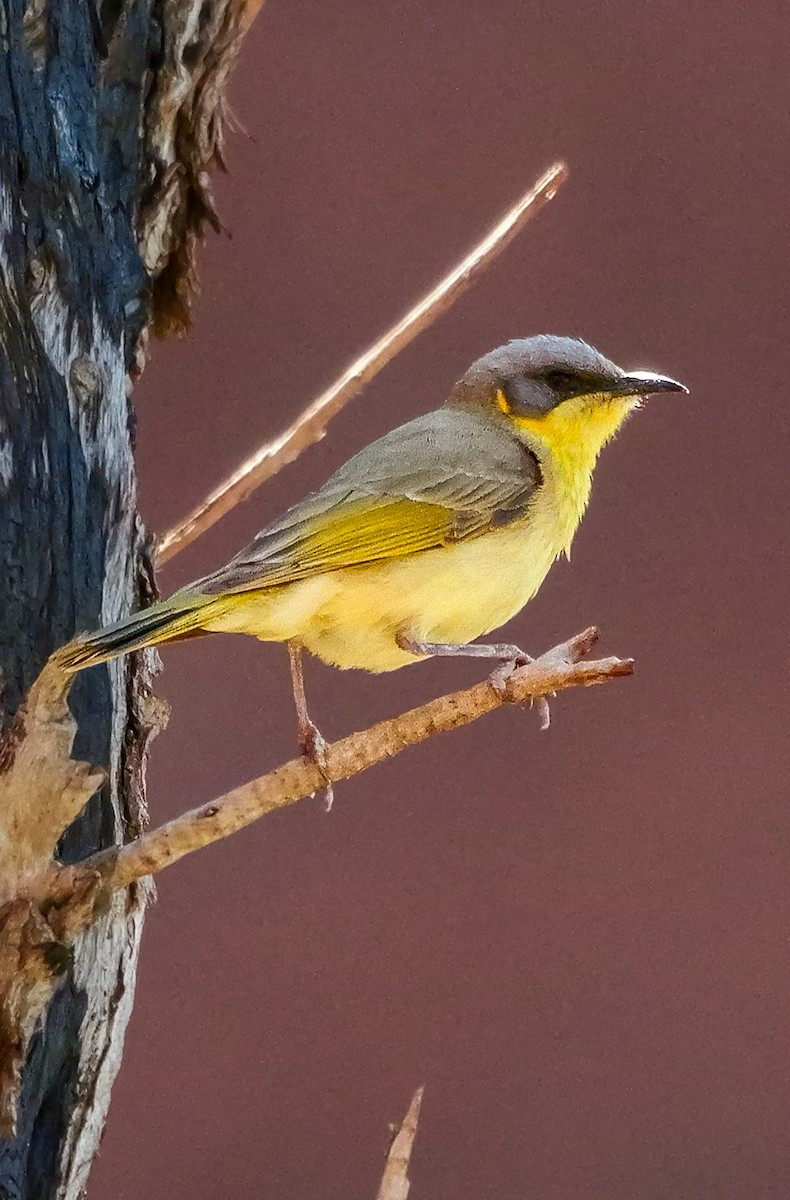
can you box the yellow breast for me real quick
[208,476,584,672]
[206,398,635,673]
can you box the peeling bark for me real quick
[140,0,266,336]
[0,0,261,1191]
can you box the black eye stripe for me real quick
[543,369,579,391]
[541,368,613,395]
[498,367,613,418]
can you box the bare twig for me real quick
[376,1087,425,1200]
[0,627,627,1131]
[46,628,630,911]
[156,161,569,563]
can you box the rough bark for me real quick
[0,0,258,1191]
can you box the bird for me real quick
[57,335,686,804]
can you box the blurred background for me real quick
[92,1,790,1197]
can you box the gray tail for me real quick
[55,596,217,673]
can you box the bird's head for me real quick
[447,335,687,464]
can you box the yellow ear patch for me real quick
[496,388,511,416]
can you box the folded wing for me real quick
[191,409,542,596]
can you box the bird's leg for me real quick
[287,640,334,810]
[396,631,551,730]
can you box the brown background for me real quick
[92,1,790,1197]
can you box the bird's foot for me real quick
[488,653,552,731]
[395,631,553,731]
[299,720,334,811]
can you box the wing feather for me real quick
[192,409,541,596]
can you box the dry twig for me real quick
[45,627,630,911]
[156,161,568,563]
[0,626,628,1132]
[376,1087,425,1200]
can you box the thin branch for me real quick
[376,1087,425,1200]
[45,628,630,912]
[0,625,628,1132]
[156,160,569,564]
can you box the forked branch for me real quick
[156,161,569,563]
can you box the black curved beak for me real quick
[614,371,688,398]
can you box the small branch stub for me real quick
[376,1087,425,1200]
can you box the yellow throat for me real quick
[500,390,639,555]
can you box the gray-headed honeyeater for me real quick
[58,336,687,802]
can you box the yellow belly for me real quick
[205,483,577,672]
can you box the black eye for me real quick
[543,369,579,393]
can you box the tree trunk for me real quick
[0,0,257,1192]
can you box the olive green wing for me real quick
[191,409,541,596]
